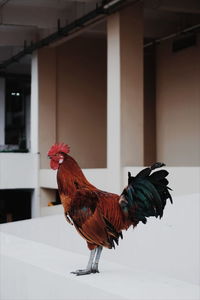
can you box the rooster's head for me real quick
[48,143,70,170]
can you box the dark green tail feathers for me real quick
[119,162,173,224]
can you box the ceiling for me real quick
[0,0,200,73]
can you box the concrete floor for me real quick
[0,194,199,300]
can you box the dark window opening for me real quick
[1,74,31,153]
[0,189,32,224]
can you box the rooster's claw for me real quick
[71,269,92,276]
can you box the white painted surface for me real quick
[107,12,121,193]
[40,166,200,197]
[25,95,31,150]
[30,53,40,216]
[0,77,5,145]
[0,194,199,291]
[40,168,110,191]
[83,168,110,191]
[30,52,39,154]
[0,231,199,300]
[0,153,38,189]
[41,204,63,216]
[39,169,57,189]
[166,167,200,195]
[31,188,40,218]
[107,4,143,193]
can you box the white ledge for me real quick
[39,168,110,190]
[0,153,38,189]
[0,231,199,300]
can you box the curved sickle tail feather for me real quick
[120,162,173,225]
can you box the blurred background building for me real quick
[0,0,200,222]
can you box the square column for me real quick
[107,2,144,193]
[107,12,121,193]
[30,52,39,154]
[30,52,40,217]
[0,78,5,145]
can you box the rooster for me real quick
[48,143,173,276]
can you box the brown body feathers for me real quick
[57,155,128,250]
[51,149,172,250]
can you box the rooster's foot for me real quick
[71,269,92,276]
[92,263,99,273]
[71,246,102,276]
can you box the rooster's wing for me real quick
[68,189,122,249]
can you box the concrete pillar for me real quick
[0,78,5,145]
[107,12,121,193]
[30,52,40,217]
[31,187,40,218]
[107,2,144,193]
[30,52,39,154]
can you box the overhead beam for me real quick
[0,0,134,70]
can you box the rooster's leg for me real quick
[92,246,103,273]
[71,248,96,276]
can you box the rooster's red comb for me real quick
[48,143,70,156]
